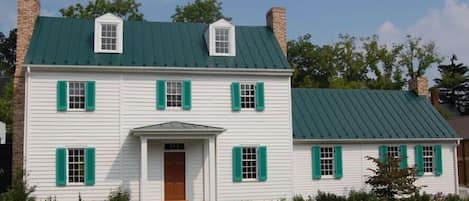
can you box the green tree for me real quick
[399,35,442,80]
[171,0,231,24]
[434,54,468,90]
[59,0,144,20]
[1,171,36,201]
[0,81,13,141]
[0,29,17,76]
[365,156,421,201]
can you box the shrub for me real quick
[78,193,83,201]
[0,171,36,201]
[292,195,305,201]
[43,196,56,201]
[315,191,346,201]
[107,187,130,201]
[347,190,380,201]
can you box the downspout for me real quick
[455,140,461,194]
[23,66,31,176]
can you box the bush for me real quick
[292,195,305,201]
[43,196,56,201]
[0,171,36,201]
[347,190,380,201]
[107,187,130,201]
[315,191,346,201]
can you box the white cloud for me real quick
[0,0,17,33]
[376,0,469,85]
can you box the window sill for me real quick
[320,175,336,180]
[241,179,258,183]
[67,109,87,112]
[66,183,86,186]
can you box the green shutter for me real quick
[334,146,343,179]
[435,145,443,176]
[399,145,408,169]
[232,146,242,182]
[255,82,265,111]
[415,145,424,176]
[312,146,321,180]
[85,147,96,186]
[56,148,66,186]
[182,80,192,110]
[56,80,67,111]
[85,81,96,111]
[379,145,388,163]
[156,80,166,110]
[231,82,241,112]
[258,146,267,181]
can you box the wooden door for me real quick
[164,152,185,201]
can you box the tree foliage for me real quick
[0,171,36,201]
[60,0,144,21]
[171,0,231,24]
[365,156,421,201]
[399,35,442,80]
[288,34,427,89]
[0,29,16,76]
[434,54,468,89]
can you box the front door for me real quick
[164,152,185,201]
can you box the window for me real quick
[68,148,85,184]
[242,146,257,180]
[68,81,85,110]
[164,143,184,150]
[423,146,434,173]
[241,83,255,109]
[101,24,117,51]
[215,28,230,54]
[166,81,182,108]
[387,146,400,159]
[320,147,334,176]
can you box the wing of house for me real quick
[15,0,459,200]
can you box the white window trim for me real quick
[208,19,236,56]
[67,81,86,112]
[240,81,256,111]
[66,147,86,186]
[94,13,123,54]
[241,145,259,182]
[422,145,435,174]
[387,146,400,159]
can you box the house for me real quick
[13,0,459,200]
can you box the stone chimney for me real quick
[409,77,429,96]
[266,7,287,56]
[13,0,40,173]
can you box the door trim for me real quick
[162,143,187,201]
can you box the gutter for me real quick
[26,64,293,76]
[293,137,462,144]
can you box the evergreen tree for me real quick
[434,54,469,96]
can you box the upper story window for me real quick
[69,81,85,110]
[68,148,85,184]
[166,80,182,108]
[94,13,123,54]
[320,146,334,176]
[241,83,256,109]
[207,19,236,56]
[422,145,434,173]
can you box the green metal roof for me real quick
[24,17,290,69]
[132,121,224,131]
[292,88,459,140]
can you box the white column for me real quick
[203,139,210,201]
[209,136,216,201]
[140,137,148,201]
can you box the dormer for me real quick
[206,19,236,56]
[94,13,123,54]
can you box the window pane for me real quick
[242,147,257,180]
[68,81,85,110]
[166,80,182,108]
[68,148,85,184]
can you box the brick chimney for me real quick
[266,7,287,56]
[13,0,40,173]
[409,77,429,96]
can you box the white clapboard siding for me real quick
[293,143,458,197]
[26,70,293,201]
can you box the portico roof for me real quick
[130,121,225,136]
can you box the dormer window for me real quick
[215,28,230,54]
[101,24,117,51]
[94,13,123,54]
[207,19,236,56]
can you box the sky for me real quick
[2,0,469,85]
